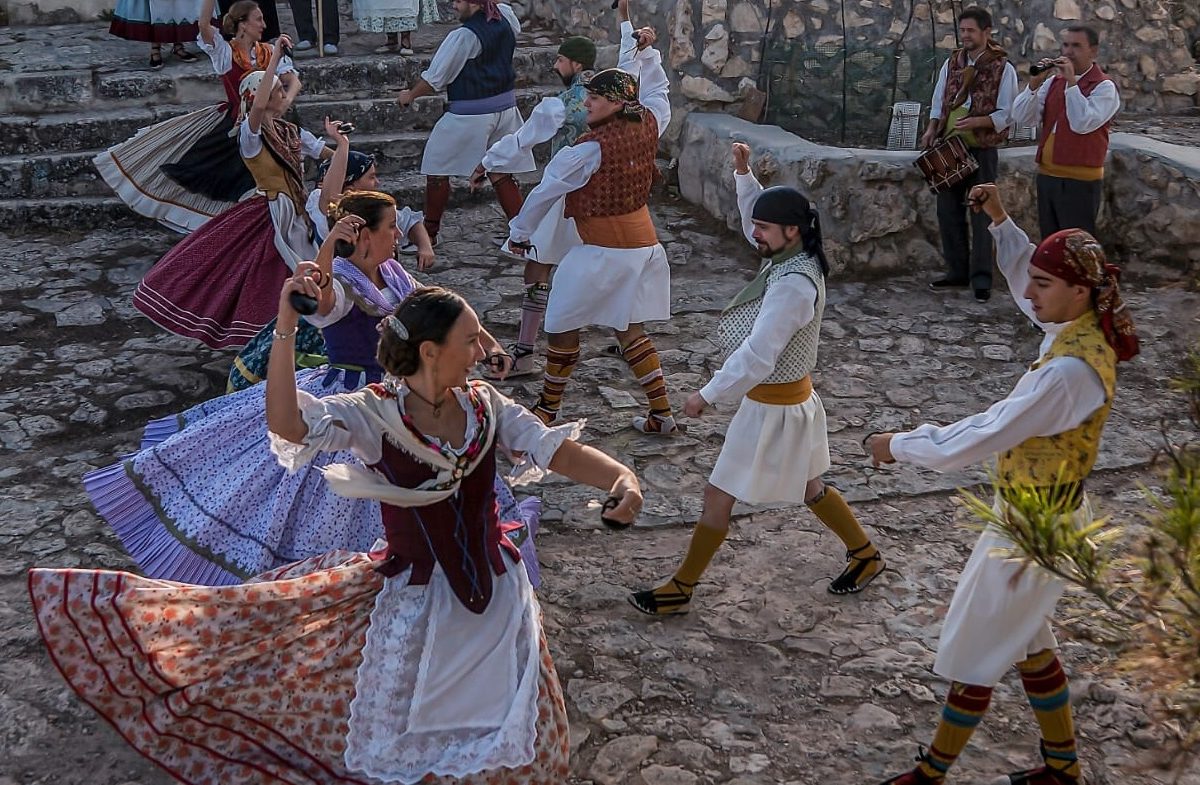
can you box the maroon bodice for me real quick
[370,437,520,614]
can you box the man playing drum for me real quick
[920,6,1017,303]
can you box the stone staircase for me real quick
[0,25,610,233]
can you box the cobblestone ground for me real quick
[1,195,1198,785]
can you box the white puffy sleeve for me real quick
[1064,79,1120,135]
[482,97,567,170]
[990,217,1046,330]
[734,170,763,246]
[299,128,327,160]
[889,358,1107,472]
[491,389,585,485]
[269,389,385,471]
[421,28,480,91]
[508,141,601,243]
[396,206,424,237]
[198,33,233,75]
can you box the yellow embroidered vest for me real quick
[995,312,1116,488]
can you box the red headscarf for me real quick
[1030,229,1140,362]
[467,0,502,21]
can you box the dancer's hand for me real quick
[278,261,323,323]
[731,142,751,175]
[484,351,513,380]
[604,475,643,525]
[633,26,656,50]
[327,213,366,246]
[397,89,414,108]
[682,391,708,418]
[272,34,292,60]
[966,183,1007,224]
[324,116,349,144]
[865,433,896,467]
[416,244,435,271]
[468,164,488,193]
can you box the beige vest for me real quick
[716,251,825,384]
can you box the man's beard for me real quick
[557,70,573,87]
[756,242,776,258]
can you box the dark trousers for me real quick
[1037,173,1102,238]
[218,0,280,41]
[936,146,998,291]
[289,0,340,44]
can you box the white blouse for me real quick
[196,33,296,77]
[889,218,1108,472]
[238,121,325,161]
[304,190,424,244]
[285,383,576,474]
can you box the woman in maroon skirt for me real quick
[96,0,301,234]
[134,44,335,349]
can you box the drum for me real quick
[913,136,979,194]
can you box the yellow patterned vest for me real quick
[995,312,1116,488]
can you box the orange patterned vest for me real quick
[564,113,660,219]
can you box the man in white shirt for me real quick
[628,142,886,615]
[397,0,531,246]
[921,6,1018,303]
[867,183,1139,785]
[1011,25,1120,238]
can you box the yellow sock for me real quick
[674,523,728,587]
[809,486,883,593]
[808,486,874,553]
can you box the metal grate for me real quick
[887,100,923,150]
[763,38,942,148]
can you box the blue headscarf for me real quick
[317,151,375,189]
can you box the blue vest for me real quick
[446,10,516,103]
[320,304,385,389]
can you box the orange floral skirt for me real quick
[28,551,569,784]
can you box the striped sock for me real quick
[516,282,549,355]
[1018,649,1081,779]
[619,334,674,424]
[533,344,579,425]
[917,682,994,780]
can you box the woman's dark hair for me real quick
[328,190,396,232]
[377,287,468,377]
[222,0,260,36]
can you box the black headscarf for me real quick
[751,186,829,275]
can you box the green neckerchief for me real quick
[725,244,804,311]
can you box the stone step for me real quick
[0,116,560,199]
[0,45,578,115]
[0,85,561,158]
[0,170,543,235]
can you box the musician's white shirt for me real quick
[1009,64,1121,136]
[928,54,1019,133]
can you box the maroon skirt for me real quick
[134,195,292,349]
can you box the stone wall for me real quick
[525,0,1200,146]
[677,112,1200,276]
